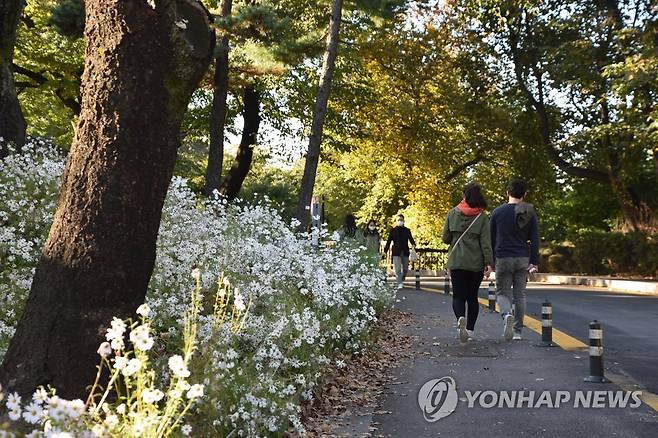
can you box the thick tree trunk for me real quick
[600,102,642,231]
[204,0,232,196]
[0,0,26,157]
[0,0,213,399]
[295,0,343,229]
[218,85,260,201]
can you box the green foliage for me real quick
[239,150,302,220]
[542,231,658,277]
[50,0,84,38]
[456,0,658,228]
[14,0,84,147]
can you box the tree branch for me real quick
[12,63,81,115]
[444,154,483,181]
[507,15,610,183]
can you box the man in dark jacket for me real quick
[384,214,416,289]
[490,178,540,341]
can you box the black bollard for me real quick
[488,281,496,312]
[540,300,554,347]
[444,269,451,295]
[584,320,609,383]
[415,262,420,290]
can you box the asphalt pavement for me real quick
[371,284,658,437]
[520,285,658,395]
[405,277,658,396]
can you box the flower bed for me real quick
[0,139,393,436]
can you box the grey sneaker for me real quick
[467,329,475,340]
[457,317,468,343]
[503,314,514,341]
[397,283,403,290]
[513,331,522,341]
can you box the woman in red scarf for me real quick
[442,183,494,342]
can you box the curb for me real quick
[532,274,658,295]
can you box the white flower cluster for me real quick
[0,139,65,355]
[0,302,205,437]
[0,140,393,436]
[1,385,88,437]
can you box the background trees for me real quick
[2,0,655,279]
[456,0,657,232]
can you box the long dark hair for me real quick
[343,214,357,237]
[463,182,487,209]
[364,219,378,235]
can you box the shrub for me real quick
[0,139,393,435]
[543,231,658,277]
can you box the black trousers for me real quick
[450,269,484,331]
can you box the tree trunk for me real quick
[0,0,213,399]
[204,0,232,196]
[295,0,343,229]
[218,84,260,201]
[0,0,26,158]
[600,101,642,231]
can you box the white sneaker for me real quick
[467,330,475,340]
[513,331,522,341]
[397,283,403,290]
[457,317,468,343]
[503,314,514,341]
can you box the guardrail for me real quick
[383,247,448,273]
[385,248,448,275]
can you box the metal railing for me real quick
[383,247,448,272]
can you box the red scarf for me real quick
[457,200,484,216]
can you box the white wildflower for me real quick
[121,358,142,377]
[129,324,154,351]
[6,392,21,411]
[136,303,151,318]
[168,355,190,378]
[22,401,43,424]
[141,388,164,404]
[113,356,128,370]
[104,414,119,428]
[186,384,204,400]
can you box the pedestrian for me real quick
[338,213,363,242]
[490,178,540,341]
[383,214,416,290]
[363,219,381,254]
[442,183,493,342]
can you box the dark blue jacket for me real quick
[490,203,540,265]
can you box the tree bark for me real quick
[218,84,260,201]
[0,0,213,399]
[0,0,27,158]
[295,0,343,229]
[204,0,232,196]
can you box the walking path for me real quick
[364,286,658,437]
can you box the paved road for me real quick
[373,285,658,437]
[519,285,658,395]
[402,278,658,395]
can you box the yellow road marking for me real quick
[475,297,587,351]
[413,285,658,413]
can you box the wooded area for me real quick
[0,0,656,406]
